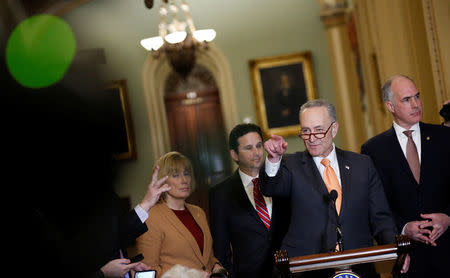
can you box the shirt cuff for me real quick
[265,156,281,177]
[134,204,149,223]
[401,224,406,235]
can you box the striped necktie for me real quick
[252,178,271,229]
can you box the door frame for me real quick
[142,43,239,161]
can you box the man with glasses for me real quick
[259,99,405,278]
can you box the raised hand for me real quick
[264,134,288,163]
[139,166,170,212]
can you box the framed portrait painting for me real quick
[249,51,317,137]
[104,79,137,160]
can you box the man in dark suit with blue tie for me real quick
[260,99,406,278]
[361,75,450,278]
[209,123,290,278]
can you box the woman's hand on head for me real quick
[139,166,171,212]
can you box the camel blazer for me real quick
[136,202,218,277]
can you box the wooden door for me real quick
[165,89,232,216]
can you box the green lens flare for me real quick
[6,14,76,88]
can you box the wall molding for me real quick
[142,44,239,159]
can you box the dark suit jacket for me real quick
[361,122,450,275]
[209,170,290,278]
[84,194,149,278]
[34,192,149,278]
[259,148,397,258]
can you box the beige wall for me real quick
[318,2,368,152]
[63,0,336,205]
[422,0,450,104]
[353,0,448,136]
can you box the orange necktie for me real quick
[321,158,342,215]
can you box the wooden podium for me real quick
[274,235,411,278]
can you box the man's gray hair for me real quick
[299,99,337,122]
[381,74,416,102]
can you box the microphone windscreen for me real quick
[330,190,338,202]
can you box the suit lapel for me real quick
[186,204,211,264]
[160,203,206,265]
[336,148,351,218]
[386,126,418,184]
[298,152,329,198]
[419,122,430,184]
[230,170,268,230]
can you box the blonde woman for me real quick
[136,152,224,277]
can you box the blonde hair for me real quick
[154,151,196,200]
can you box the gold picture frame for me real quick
[105,79,137,160]
[249,51,317,138]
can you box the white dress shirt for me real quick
[392,121,421,163]
[135,204,149,223]
[265,144,342,188]
[239,169,273,218]
[392,121,421,235]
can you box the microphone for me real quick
[329,190,338,203]
[329,190,343,251]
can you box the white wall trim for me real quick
[142,43,239,159]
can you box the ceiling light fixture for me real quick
[140,0,216,78]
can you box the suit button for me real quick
[202,266,206,270]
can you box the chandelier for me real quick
[140,0,216,78]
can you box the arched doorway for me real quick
[142,44,239,162]
[164,65,232,216]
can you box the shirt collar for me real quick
[312,143,338,164]
[393,121,420,137]
[238,169,258,187]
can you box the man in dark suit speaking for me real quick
[260,99,406,277]
[209,123,290,278]
[361,75,450,278]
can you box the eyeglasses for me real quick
[298,121,335,140]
